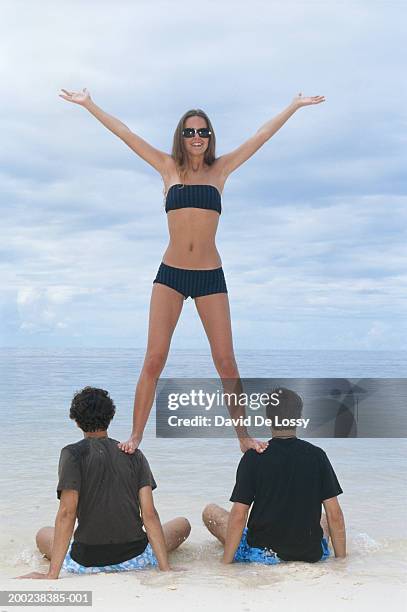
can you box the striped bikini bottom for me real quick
[153,262,228,300]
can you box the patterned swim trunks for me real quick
[233,528,330,564]
[61,543,158,574]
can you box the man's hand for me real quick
[16,572,57,580]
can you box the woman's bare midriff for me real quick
[163,208,221,269]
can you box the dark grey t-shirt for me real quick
[57,437,156,566]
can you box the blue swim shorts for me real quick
[61,543,158,574]
[233,528,330,564]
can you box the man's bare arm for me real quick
[222,502,249,564]
[17,490,78,579]
[323,496,346,558]
[139,486,171,571]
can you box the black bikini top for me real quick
[165,183,222,215]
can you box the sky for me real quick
[1,0,406,350]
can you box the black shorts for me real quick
[153,262,228,300]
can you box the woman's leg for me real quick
[195,293,238,378]
[195,293,267,453]
[119,283,184,452]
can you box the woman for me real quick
[59,88,325,454]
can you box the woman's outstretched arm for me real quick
[59,88,170,173]
[218,92,325,177]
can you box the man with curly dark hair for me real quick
[18,387,190,578]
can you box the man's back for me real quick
[230,437,342,562]
[57,437,156,566]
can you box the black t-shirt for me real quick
[230,437,343,562]
[57,437,156,567]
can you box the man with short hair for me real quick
[202,387,346,565]
[18,386,190,578]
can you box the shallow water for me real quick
[1,349,406,587]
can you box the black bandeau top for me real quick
[165,183,222,215]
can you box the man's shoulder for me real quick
[60,439,90,460]
[239,448,262,465]
[110,444,150,468]
[130,448,150,465]
[296,438,328,458]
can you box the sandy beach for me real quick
[3,543,405,612]
[2,470,406,612]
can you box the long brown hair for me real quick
[171,109,217,184]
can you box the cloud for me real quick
[15,286,96,334]
[1,0,405,349]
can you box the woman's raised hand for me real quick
[292,92,325,109]
[59,87,91,106]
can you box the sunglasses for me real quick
[182,127,211,138]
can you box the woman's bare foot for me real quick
[239,437,268,454]
[117,435,142,454]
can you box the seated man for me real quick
[202,387,346,565]
[19,386,190,578]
